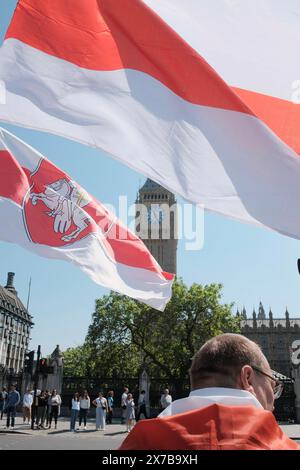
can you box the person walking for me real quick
[125,393,135,433]
[22,389,33,424]
[137,390,148,421]
[4,384,20,430]
[70,392,80,432]
[79,390,90,430]
[93,392,108,431]
[0,387,8,420]
[106,390,114,425]
[48,389,61,430]
[121,387,129,425]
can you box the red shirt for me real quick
[119,404,300,450]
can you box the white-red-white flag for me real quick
[0,127,173,310]
[1,1,300,238]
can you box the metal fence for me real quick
[62,376,190,409]
[273,382,296,422]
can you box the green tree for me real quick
[63,344,92,377]
[84,279,240,381]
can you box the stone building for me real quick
[36,345,64,395]
[136,179,178,274]
[0,272,33,374]
[240,302,300,377]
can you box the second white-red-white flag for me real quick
[0,127,173,310]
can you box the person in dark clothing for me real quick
[4,384,20,429]
[36,390,48,429]
[0,387,8,420]
[106,390,114,424]
[137,390,149,421]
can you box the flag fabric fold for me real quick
[0,127,173,310]
[1,1,300,238]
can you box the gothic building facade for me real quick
[136,179,178,274]
[239,302,300,377]
[0,272,33,374]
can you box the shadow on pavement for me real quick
[48,429,99,435]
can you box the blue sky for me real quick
[1,1,300,355]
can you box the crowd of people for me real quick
[0,384,173,434]
[68,387,173,433]
[0,386,62,430]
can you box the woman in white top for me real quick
[22,389,33,424]
[79,390,90,430]
[93,392,108,431]
[126,393,135,433]
[48,389,62,429]
[70,392,80,432]
[160,388,172,410]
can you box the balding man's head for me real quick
[189,334,275,410]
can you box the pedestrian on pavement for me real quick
[125,393,135,433]
[160,388,172,411]
[22,388,33,424]
[48,389,62,430]
[36,390,48,429]
[93,392,108,431]
[45,390,51,427]
[4,384,20,430]
[121,387,129,425]
[30,389,40,427]
[106,390,114,424]
[79,390,90,430]
[70,392,80,432]
[137,390,149,421]
[0,387,8,420]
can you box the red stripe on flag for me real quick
[105,228,174,281]
[233,87,300,155]
[0,151,29,206]
[5,0,251,114]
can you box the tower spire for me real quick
[257,301,266,320]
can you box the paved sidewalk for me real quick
[0,414,129,450]
[279,424,300,440]
[0,414,126,435]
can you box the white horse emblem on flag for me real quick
[30,178,91,242]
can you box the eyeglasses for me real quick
[251,365,284,399]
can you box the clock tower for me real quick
[136,179,178,275]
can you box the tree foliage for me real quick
[63,344,92,377]
[65,279,240,380]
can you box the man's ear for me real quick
[239,365,256,394]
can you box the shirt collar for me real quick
[159,387,263,418]
[189,387,263,408]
